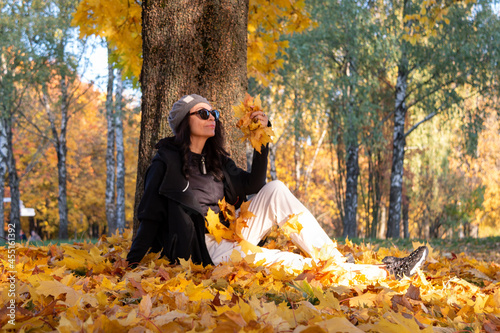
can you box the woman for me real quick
[126,94,428,279]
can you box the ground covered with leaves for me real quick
[1,230,499,332]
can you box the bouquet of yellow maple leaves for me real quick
[232,93,274,153]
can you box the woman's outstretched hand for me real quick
[251,111,268,128]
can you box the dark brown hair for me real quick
[174,114,229,180]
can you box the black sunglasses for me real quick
[190,108,220,121]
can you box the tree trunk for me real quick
[386,67,408,238]
[343,143,359,238]
[56,77,69,239]
[333,143,345,224]
[105,46,116,236]
[293,94,302,194]
[304,129,327,194]
[115,69,126,234]
[134,0,249,234]
[6,115,20,239]
[387,0,410,239]
[6,131,19,236]
[370,150,382,239]
[366,148,374,237]
[402,192,410,238]
[269,142,278,181]
[342,58,358,239]
[245,141,253,171]
[294,136,301,193]
[42,74,69,240]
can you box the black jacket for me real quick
[126,138,269,267]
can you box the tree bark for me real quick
[42,75,69,239]
[56,77,69,239]
[304,128,327,194]
[366,148,374,237]
[269,142,278,181]
[370,150,382,238]
[245,141,253,172]
[343,143,359,238]
[105,47,116,236]
[294,136,301,193]
[342,59,359,239]
[386,66,407,239]
[6,116,20,239]
[293,94,302,194]
[134,0,249,234]
[115,69,126,234]
[387,0,410,239]
[402,194,410,239]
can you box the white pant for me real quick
[205,180,344,271]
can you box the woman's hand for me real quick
[250,111,269,128]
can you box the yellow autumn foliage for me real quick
[72,0,314,84]
[1,232,499,332]
[233,93,275,153]
[402,0,477,45]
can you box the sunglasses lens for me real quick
[199,109,210,120]
[198,109,219,121]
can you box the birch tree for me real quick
[386,0,496,238]
[281,0,390,237]
[105,46,116,236]
[0,0,36,239]
[114,68,126,234]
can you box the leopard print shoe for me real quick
[383,246,429,280]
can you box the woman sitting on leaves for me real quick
[126,94,428,280]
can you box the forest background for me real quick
[1,0,500,244]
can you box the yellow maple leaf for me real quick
[205,208,237,243]
[138,294,152,318]
[238,239,263,255]
[36,280,82,307]
[231,200,255,239]
[232,93,274,153]
[280,213,304,238]
[316,316,364,333]
[218,197,236,223]
[365,311,433,333]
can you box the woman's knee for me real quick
[262,180,289,194]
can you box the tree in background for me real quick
[103,47,127,236]
[385,0,496,238]
[256,0,499,240]
[264,0,394,238]
[15,73,140,239]
[0,0,47,239]
[104,45,116,235]
[32,0,94,239]
[114,67,126,235]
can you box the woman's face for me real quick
[189,102,216,140]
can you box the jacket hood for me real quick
[155,136,178,150]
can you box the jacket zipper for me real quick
[201,156,207,175]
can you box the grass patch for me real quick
[1,238,100,247]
